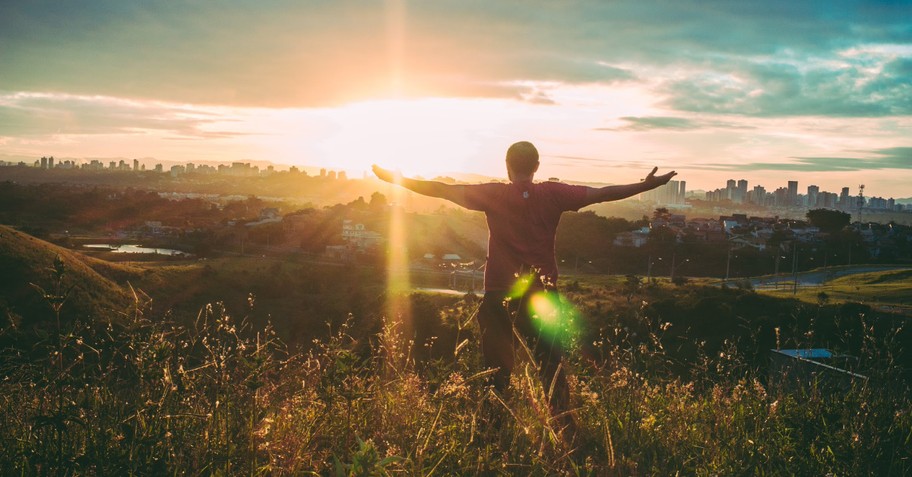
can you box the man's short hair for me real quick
[506,141,540,176]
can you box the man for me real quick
[373,141,675,419]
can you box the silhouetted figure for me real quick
[373,141,675,427]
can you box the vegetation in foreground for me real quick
[0,258,910,476]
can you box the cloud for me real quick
[0,92,244,139]
[2,0,909,113]
[545,154,655,172]
[692,147,912,172]
[661,45,912,117]
[602,116,755,131]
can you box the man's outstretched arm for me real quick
[372,165,467,204]
[583,167,676,206]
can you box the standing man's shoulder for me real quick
[536,180,590,210]
[459,181,510,210]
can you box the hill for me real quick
[0,225,140,324]
[760,267,912,315]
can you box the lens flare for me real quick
[384,186,412,346]
[508,273,534,299]
[527,291,580,343]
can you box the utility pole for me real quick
[792,243,799,295]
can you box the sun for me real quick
[310,98,502,178]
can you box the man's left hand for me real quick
[643,167,677,187]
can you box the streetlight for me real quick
[792,242,802,295]
[670,255,689,281]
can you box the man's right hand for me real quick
[372,164,399,184]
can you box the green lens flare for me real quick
[527,291,579,342]
[508,273,533,299]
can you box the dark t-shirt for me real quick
[451,180,589,291]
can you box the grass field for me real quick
[759,268,912,315]
[2,229,910,474]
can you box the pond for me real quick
[83,244,186,256]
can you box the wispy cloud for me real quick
[693,147,912,172]
[602,116,755,131]
[662,53,912,117]
[0,92,245,140]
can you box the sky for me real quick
[1,0,911,198]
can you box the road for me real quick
[749,265,912,288]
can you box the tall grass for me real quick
[0,261,909,475]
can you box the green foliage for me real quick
[807,208,851,233]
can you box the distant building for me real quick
[736,179,748,204]
[807,185,819,208]
[787,181,798,206]
[341,220,382,250]
[613,227,650,248]
[839,187,851,209]
[642,179,686,206]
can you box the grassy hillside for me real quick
[128,256,395,344]
[1,225,910,473]
[1,275,908,474]
[0,225,139,324]
[760,268,912,314]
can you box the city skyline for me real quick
[1,1,910,196]
[11,155,910,208]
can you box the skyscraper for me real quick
[751,185,767,205]
[839,187,851,209]
[726,179,736,201]
[807,185,819,208]
[737,179,748,204]
[787,181,798,206]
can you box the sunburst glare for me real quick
[384,185,413,350]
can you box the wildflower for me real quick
[752,379,767,400]
[439,372,468,399]
[639,414,657,431]
[385,443,402,459]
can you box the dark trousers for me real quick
[477,288,570,415]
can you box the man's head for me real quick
[506,141,540,180]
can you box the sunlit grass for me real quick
[759,268,912,314]
[2,258,910,474]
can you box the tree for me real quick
[652,207,671,222]
[369,192,388,210]
[806,209,850,234]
